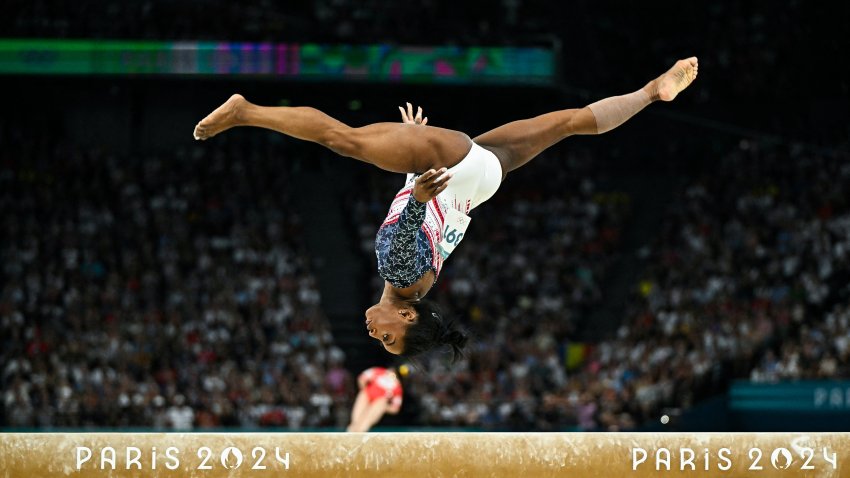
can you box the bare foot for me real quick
[193,94,247,140]
[653,57,699,102]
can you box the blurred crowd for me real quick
[2,120,848,431]
[750,303,850,382]
[1,0,847,435]
[583,141,849,429]
[352,140,850,431]
[0,130,354,429]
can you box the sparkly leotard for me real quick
[375,180,446,288]
[375,143,503,289]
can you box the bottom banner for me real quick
[0,432,847,477]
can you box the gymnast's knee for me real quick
[565,107,599,135]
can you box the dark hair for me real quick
[401,299,468,362]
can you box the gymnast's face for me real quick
[365,302,416,355]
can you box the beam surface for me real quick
[1,432,848,477]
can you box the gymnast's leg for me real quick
[193,95,471,174]
[346,390,370,432]
[473,57,698,177]
[347,399,390,433]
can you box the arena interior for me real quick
[1,1,849,476]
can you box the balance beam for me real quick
[1,433,847,477]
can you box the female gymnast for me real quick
[346,366,406,432]
[193,57,698,361]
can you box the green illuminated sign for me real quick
[0,40,554,85]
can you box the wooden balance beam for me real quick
[1,432,848,477]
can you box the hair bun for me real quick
[439,321,469,361]
[404,299,470,363]
[441,329,468,348]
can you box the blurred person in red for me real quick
[347,365,407,432]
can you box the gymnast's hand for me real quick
[413,168,451,203]
[399,102,428,125]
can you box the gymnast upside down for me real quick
[193,57,699,360]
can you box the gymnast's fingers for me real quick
[416,169,437,184]
[422,170,449,190]
[399,106,410,123]
[422,117,428,125]
[406,102,414,121]
[415,106,423,124]
[431,172,452,189]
